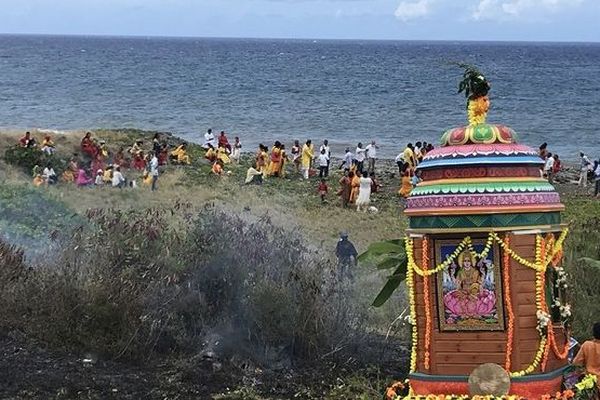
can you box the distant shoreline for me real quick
[1,32,599,45]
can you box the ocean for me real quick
[1,35,599,160]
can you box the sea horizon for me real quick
[1,34,599,161]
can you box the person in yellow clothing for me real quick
[216,144,231,164]
[301,140,314,180]
[403,143,416,171]
[212,160,224,176]
[103,165,113,184]
[349,171,361,204]
[399,170,413,198]
[32,174,45,187]
[268,141,283,177]
[41,135,56,155]
[170,143,191,165]
[279,144,289,177]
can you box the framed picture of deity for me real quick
[434,239,505,332]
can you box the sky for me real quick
[1,0,599,42]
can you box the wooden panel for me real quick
[433,332,506,341]
[515,281,537,294]
[434,340,507,353]
[516,316,537,329]
[435,364,478,375]
[516,304,537,316]
[516,292,536,305]
[435,352,506,365]
[513,269,537,283]
[516,329,544,341]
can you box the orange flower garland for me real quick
[422,236,432,371]
[502,235,515,371]
[548,324,570,360]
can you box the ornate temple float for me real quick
[401,67,571,399]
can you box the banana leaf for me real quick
[357,239,404,264]
[372,264,407,307]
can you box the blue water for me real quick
[1,35,599,160]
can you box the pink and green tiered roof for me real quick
[405,123,564,231]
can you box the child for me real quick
[573,322,600,382]
[318,179,328,203]
[232,137,242,163]
[212,160,224,176]
[411,169,423,187]
[95,169,104,186]
[318,149,329,178]
[370,172,380,194]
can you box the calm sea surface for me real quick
[1,35,599,160]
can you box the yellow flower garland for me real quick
[405,236,418,374]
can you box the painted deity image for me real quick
[436,240,504,331]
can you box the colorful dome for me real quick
[405,123,564,231]
[440,123,518,146]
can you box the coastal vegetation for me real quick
[0,129,599,399]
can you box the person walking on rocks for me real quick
[365,140,379,174]
[579,152,592,187]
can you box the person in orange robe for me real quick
[268,141,282,177]
[349,171,361,204]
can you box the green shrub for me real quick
[3,145,69,179]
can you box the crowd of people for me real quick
[21,131,172,191]
[539,142,600,197]
[16,129,438,210]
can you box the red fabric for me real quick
[409,373,563,400]
[81,138,98,158]
[553,160,561,174]
[133,155,146,170]
[317,182,328,193]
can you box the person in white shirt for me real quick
[149,152,159,191]
[543,152,555,183]
[339,147,353,171]
[319,139,331,177]
[594,162,600,197]
[365,140,379,174]
[395,151,405,174]
[232,136,242,163]
[356,174,373,213]
[579,152,592,187]
[317,149,330,178]
[42,164,57,185]
[354,142,366,175]
[203,128,216,150]
[94,169,104,186]
[112,166,126,188]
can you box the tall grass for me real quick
[0,204,366,364]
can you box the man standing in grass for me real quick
[336,232,357,280]
[320,139,331,177]
[579,152,592,187]
[149,151,159,191]
[366,140,379,174]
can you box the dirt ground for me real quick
[0,330,407,400]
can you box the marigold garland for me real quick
[548,323,570,360]
[422,236,432,371]
[405,236,418,374]
[502,234,515,372]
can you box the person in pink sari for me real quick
[76,168,93,187]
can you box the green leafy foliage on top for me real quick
[455,63,491,100]
[359,239,407,307]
